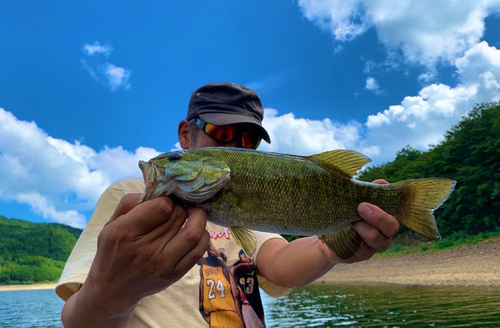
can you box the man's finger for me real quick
[119,197,178,235]
[107,193,145,224]
[173,231,210,276]
[357,203,400,238]
[353,220,390,249]
[143,204,188,243]
[160,208,208,264]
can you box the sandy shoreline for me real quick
[0,283,57,292]
[318,236,500,288]
[1,238,499,292]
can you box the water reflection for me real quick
[262,284,500,327]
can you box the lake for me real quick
[0,289,64,327]
[1,285,499,327]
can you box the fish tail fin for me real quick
[396,179,456,240]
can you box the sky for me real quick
[1,1,500,228]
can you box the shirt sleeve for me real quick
[55,178,144,301]
[251,230,292,298]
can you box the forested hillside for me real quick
[0,216,82,284]
[359,102,500,237]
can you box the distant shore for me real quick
[1,238,499,292]
[319,236,500,288]
[0,283,57,292]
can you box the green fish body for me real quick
[140,148,456,260]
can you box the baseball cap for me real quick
[187,82,271,143]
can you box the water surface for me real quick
[262,284,500,327]
[1,285,499,327]
[0,289,64,327]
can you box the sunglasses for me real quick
[193,117,262,150]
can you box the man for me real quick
[58,83,399,327]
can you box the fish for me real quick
[139,148,456,260]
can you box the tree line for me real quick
[0,216,81,284]
[359,102,500,236]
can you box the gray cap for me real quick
[187,82,271,143]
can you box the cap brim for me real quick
[199,113,271,144]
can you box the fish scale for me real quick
[194,148,400,234]
[140,147,456,260]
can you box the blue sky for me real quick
[1,1,500,228]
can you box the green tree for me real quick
[0,216,82,284]
[359,102,500,236]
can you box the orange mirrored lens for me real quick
[205,124,235,142]
[242,132,261,149]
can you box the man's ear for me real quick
[178,120,190,149]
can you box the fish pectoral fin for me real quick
[319,225,361,260]
[230,226,257,256]
[308,150,371,178]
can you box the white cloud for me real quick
[362,41,500,160]
[170,142,182,152]
[16,193,87,228]
[0,108,160,228]
[105,64,131,91]
[365,77,383,95]
[82,42,132,91]
[4,40,500,228]
[296,1,500,163]
[259,41,500,165]
[83,42,113,56]
[298,0,500,67]
[298,0,367,41]
[260,108,362,156]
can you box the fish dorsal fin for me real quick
[307,150,371,178]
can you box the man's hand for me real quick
[62,194,210,327]
[318,179,400,264]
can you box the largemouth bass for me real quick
[139,148,456,260]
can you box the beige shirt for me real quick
[56,178,290,328]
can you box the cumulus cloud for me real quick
[81,42,132,91]
[260,41,500,165]
[259,108,362,156]
[362,41,500,160]
[298,0,500,67]
[4,37,499,228]
[0,108,159,228]
[5,37,500,228]
[296,1,500,162]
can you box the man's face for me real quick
[180,120,260,150]
[191,127,241,149]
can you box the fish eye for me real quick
[168,153,182,162]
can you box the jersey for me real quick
[56,178,291,328]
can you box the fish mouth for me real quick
[139,160,153,201]
[140,160,176,201]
